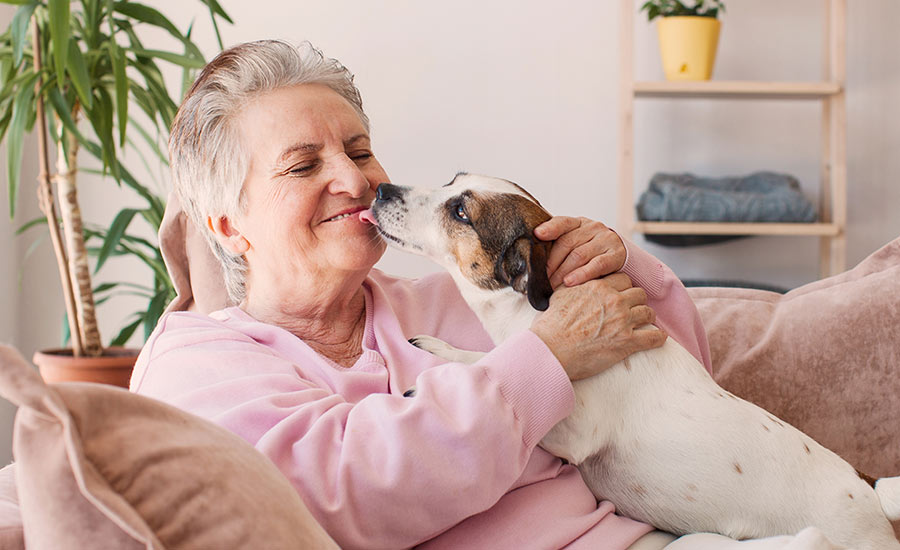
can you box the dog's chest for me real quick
[540,338,722,465]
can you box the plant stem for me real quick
[31,18,85,356]
[56,118,103,356]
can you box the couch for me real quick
[0,225,897,548]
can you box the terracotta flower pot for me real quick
[32,347,139,389]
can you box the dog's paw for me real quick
[409,335,456,356]
[409,335,487,364]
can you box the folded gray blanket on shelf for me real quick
[635,171,817,247]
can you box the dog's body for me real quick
[366,174,900,549]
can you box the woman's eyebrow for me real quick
[343,133,370,148]
[277,142,322,164]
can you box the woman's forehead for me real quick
[239,84,368,157]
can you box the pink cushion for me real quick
[690,236,900,478]
[0,345,339,549]
[0,465,23,550]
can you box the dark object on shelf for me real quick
[636,171,817,247]
[681,278,789,294]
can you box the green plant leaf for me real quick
[0,0,36,5]
[111,315,141,346]
[127,114,167,164]
[6,73,36,218]
[66,40,93,109]
[95,207,139,273]
[15,215,46,235]
[143,288,170,340]
[108,41,128,146]
[199,0,233,24]
[47,86,87,144]
[127,47,205,69]
[48,0,70,88]
[198,0,232,50]
[84,87,119,180]
[0,103,14,145]
[113,2,204,62]
[10,2,37,67]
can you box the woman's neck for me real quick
[241,278,369,368]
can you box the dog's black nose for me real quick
[375,183,403,202]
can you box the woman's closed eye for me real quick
[349,150,373,163]
[288,162,319,176]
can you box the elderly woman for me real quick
[132,41,837,550]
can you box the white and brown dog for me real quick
[364,173,900,549]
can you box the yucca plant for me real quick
[1,0,231,357]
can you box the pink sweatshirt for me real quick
[131,243,711,550]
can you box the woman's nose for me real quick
[329,158,371,197]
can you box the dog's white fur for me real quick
[370,174,900,549]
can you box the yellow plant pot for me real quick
[657,16,721,81]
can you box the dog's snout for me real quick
[376,183,404,203]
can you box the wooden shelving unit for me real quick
[617,0,847,278]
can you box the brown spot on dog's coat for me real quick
[765,414,785,428]
[734,463,743,474]
[762,424,770,432]
[632,485,647,497]
[848,493,854,499]
[803,443,811,454]
[856,469,878,488]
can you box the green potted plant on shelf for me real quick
[641,0,725,81]
[0,0,231,386]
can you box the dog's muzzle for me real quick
[375,183,405,203]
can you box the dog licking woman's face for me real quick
[366,173,554,310]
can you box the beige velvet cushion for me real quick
[689,236,900,479]
[0,345,339,550]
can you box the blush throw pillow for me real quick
[689,236,900,478]
[0,345,339,550]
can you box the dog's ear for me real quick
[524,238,553,311]
[497,236,553,311]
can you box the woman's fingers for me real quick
[536,216,627,288]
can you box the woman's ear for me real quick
[207,215,250,255]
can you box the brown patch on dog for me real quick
[632,485,647,497]
[442,189,553,309]
[762,424,770,432]
[856,469,878,488]
[687,483,698,491]
[733,463,743,474]
[803,443,811,454]
[685,494,697,502]
[848,493,854,499]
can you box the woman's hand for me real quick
[530,273,667,381]
[534,216,627,289]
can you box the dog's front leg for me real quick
[404,336,487,398]
[409,335,486,364]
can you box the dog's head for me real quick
[370,173,554,310]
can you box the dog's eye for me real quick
[454,204,469,222]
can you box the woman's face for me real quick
[224,84,388,289]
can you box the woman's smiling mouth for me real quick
[323,206,367,223]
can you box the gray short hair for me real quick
[168,40,370,303]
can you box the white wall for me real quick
[1,0,899,462]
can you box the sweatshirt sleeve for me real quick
[131,314,573,550]
[618,237,713,372]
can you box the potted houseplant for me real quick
[641,0,725,81]
[0,0,231,386]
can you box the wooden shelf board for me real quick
[633,221,841,237]
[633,81,842,99]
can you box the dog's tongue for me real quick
[359,209,378,226]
